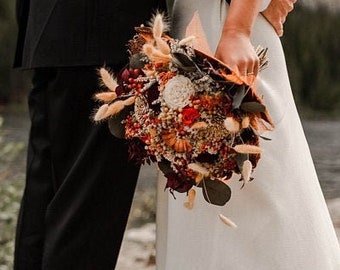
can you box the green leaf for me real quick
[200,179,232,206]
[157,160,174,175]
[260,135,272,141]
[240,101,266,112]
[234,153,248,172]
[172,52,197,72]
[129,53,147,69]
[232,86,247,109]
[107,106,132,138]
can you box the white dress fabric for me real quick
[156,1,340,269]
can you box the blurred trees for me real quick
[282,3,340,116]
[0,2,339,116]
[0,0,30,106]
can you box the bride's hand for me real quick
[261,0,297,37]
[215,29,259,80]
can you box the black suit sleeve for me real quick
[13,0,30,67]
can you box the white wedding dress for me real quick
[156,1,340,269]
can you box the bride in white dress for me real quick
[156,0,340,269]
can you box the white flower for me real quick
[223,117,240,133]
[163,75,195,109]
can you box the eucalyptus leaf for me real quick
[157,159,174,175]
[240,101,266,113]
[251,127,272,141]
[232,86,247,109]
[107,106,133,138]
[260,135,272,141]
[172,52,197,72]
[129,53,147,69]
[234,153,248,172]
[201,179,232,206]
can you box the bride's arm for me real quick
[215,0,263,79]
[262,0,297,37]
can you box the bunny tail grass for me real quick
[93,104,109,121]
[234,144,262,154]
[242,160,253,183]
[99,67,118,91]
[152,13,164,38]
[94,92,117,102]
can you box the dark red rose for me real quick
[181,107,200,126]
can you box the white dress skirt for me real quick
[156,1,340,269]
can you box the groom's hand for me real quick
[261,0,297,37]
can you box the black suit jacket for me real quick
[14,0,166,68]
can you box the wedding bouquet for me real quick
[93,13,273,208]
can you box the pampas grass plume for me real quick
[179,35,197,46]
[106,100,125,117]
[234,144,262,154]
[94,104,109,121]
[99,68,118,91]
[143,44,172,62]
[152,13,164,38]
[242,160,253,183]
[95,92,117,102]
[123,96,136,106]
[155,37,171,55]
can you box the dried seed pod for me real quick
[184,188,196,209]
[173,139,184,152]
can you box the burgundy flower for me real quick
[120,68,131,83]
[195,153,218,164]
[164,172,195,193]
[128,138,149,164]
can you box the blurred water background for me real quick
[1,0,340,269]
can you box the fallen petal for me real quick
[219,214,237,228]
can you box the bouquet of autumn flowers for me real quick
[93,13,273,208]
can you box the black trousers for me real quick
[14,67,140,270]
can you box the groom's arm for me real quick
[262,0,297,37]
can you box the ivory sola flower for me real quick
[163,75,195,109]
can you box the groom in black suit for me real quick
[14,1,166,269]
